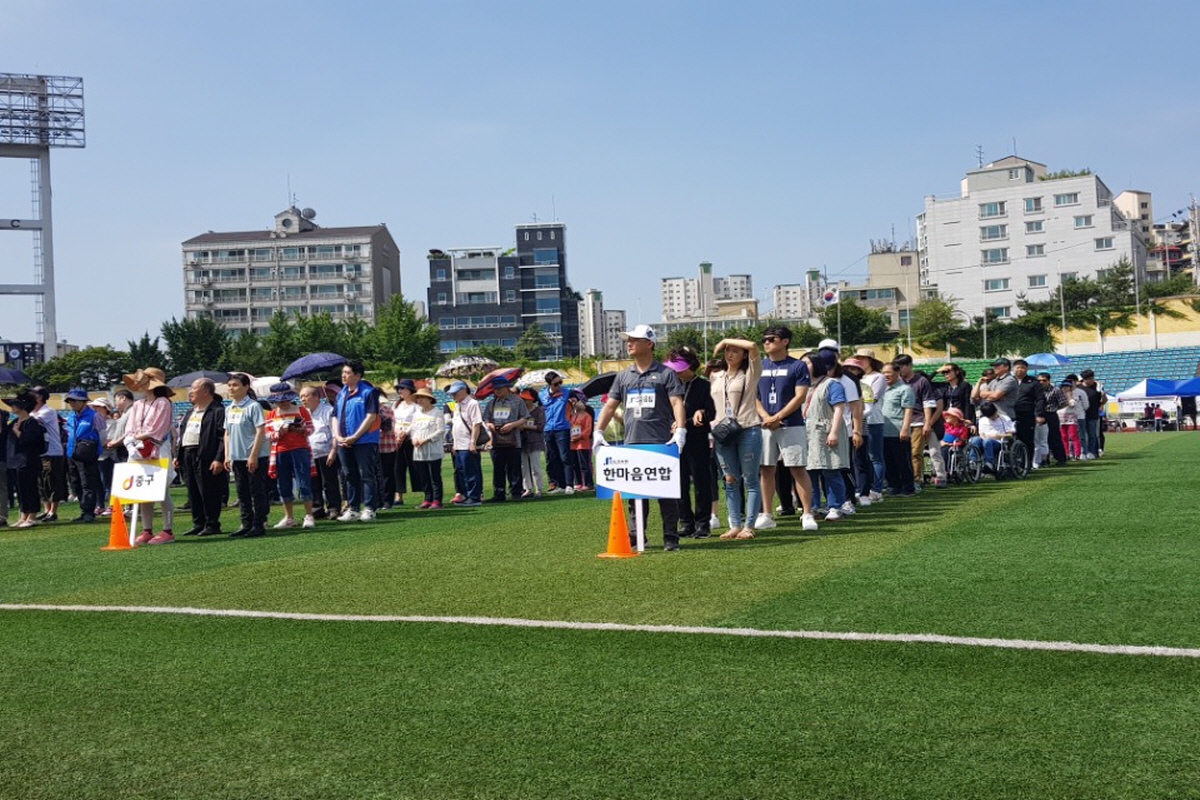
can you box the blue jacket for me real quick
[335,379,381,445]
[540,386,571,432]
[67,406,101,459]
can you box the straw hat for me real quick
[123,367,168,393]
[851,348,884,371]
[412,387,436,403]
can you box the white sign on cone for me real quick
[111,459,171,503]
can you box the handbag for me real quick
[711,373,743,445]
[72,438,100,463]
[473,424,491,448]
[711,416,742,445]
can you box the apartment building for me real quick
[917,157,1147,321]
[661,262,753,322]
[182,206,401,335]
[427,222,579,358]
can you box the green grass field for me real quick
[3,433,1199,799]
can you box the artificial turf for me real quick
[2,432,1199,798]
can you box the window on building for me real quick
[436,292,448,305]
[1028,275,1047,288]
[979,201,1007,219]
[980,224,1008,241]
[535,297,560,313]
[984,278,1010,292]
[505,289,516,302]
[1025,220,1044,234]
[1026,244,1045,257]
[1095,237,1114,250]
[1074,215,1094,228]
[1061,272,1078,282]
[1025,197,1043,213]
[503,265,516,279]
[981,248,1009,265]
[435,268,447,281]
[1140,201,1148,209]
[550,230,555,240]
[537,231,542,241]
[533,248,557,265]
[900,255,912,266]
[1096,269,1112,279]
[1055,193,1080,206]
[1008,168,1022,180]
[987,306,1013,319]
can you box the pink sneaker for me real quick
[429,501,442,510]
[148,531,175,545]
[450,494,465,504]
[418,501,432,510]
[134,531,154,546]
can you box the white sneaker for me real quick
[358,508,377,521]
[337,509,359,522]
[302,515,315,529]
[1031,462,1040,470]
[857,494,872,507]
[801,513,819,531]
[709,513,720,528]
[564,486,576,495]
[824,508,841,521]
[547,487,565,495]
[754,513,777,530]
[869,491,884,502]
[775,504,783,514]
[839,501,857,516]
[273,517,297,529]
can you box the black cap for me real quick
[990,357,1011,367]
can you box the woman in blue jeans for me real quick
[708,338,763,540]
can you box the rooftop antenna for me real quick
[976,145,985,167]
[287,174,292,207]
[1012,136,1018,155]
[551,193,557,222]
[531,212,539,223]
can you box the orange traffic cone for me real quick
[597,491,639,559]
[101,498,134,551]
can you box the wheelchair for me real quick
[945,440,982,484]
[991,435,1030,480]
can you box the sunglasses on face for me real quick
[762,336,780,343]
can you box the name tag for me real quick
[627,388,656,418]
[494,408,512,422]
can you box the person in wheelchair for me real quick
[971,401,1014,472]
[940,407,970,458]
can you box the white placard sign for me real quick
[111,459,171,503]
[595,444,680,501]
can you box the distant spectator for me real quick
[483,376,527,502]
[880,363,917,496]
[519,389,546,498]
[449,380,484,507]
[409,388,445,509]
[332,359,381,520]
[666,345,714,537]
[392,378,422,506]
[64,388,104,524]
[178,378,226,537]
[29,386,65,522]
[224,372,270,538]
[540,372,575,493]
[122,368,177,544]
[301,385,341,520]
[2,393,46,528]
[568,391,594,492]
[266,382,315,530]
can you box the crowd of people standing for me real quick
[0,336,1116,544]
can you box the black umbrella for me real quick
[580,372,618,398]
[0,367,30,385]
[282,352,348,381]
[167,370,231,389]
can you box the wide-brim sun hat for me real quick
[412,387,436,403]
[851,348,884,371]
[266,381,300,404]
[123,367,168,393]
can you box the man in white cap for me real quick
[595,324,688,551]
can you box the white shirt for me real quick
[307,402,335,457]
[978,413,1015,440]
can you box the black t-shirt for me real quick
[1081,384,1103,420]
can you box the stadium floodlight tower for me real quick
[0,73,85,358]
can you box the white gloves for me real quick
[593,430,607,449]
[668,428,687,450]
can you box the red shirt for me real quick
[570,411,593,451]
[266,406,314,453]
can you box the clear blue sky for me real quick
[2,0,1196,349]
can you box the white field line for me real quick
[3,603,1200,659]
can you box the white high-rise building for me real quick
[603,309,627,357]
[580,289,605,357]
[661,262,753,321]
[917,157,1147,320]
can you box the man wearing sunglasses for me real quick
[539,371,576,494]
[756,325,819,532]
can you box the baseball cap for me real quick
[620,324,657,343]
[448,381,469,395]
[818,338,839,351]
[990,357,1011,367]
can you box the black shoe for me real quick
[663,539,681,552]
[311,509,327,520]
[485,496,506,503]
[692,527,711,539]
[244,529,266,538]
[678,526,696,539]
[196,527,222,537]
[181,526,205,536]
[179,503,192,511]
[229,528,250,538]
[71,515,95,524]
[38,512,58,522]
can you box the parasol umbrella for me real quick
[282,352,348,381]
[0,367,31,385]
[167,369,231,389]
[516,368,556,390]
[474,367,525,400]
[1024,352,1072,368]
[436,355,499,378]
[251,376,283,398]
[580,371,617,398]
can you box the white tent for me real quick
[1116,379,1177,415]
[1116,380,1151,402]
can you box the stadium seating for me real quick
[927,347,1200,394]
